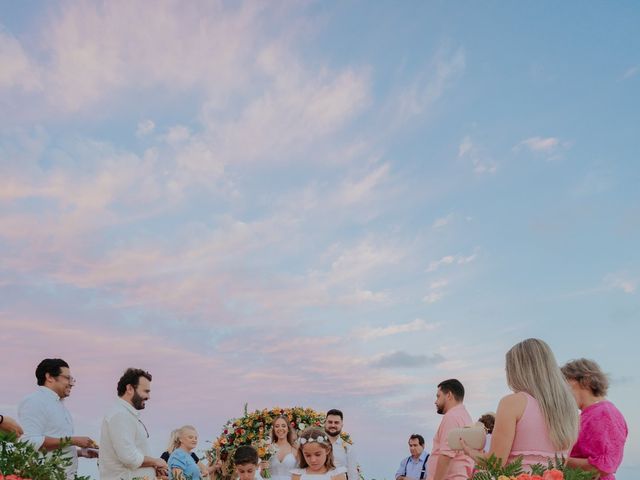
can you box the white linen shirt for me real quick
[18,386,77,479]
[99,398,156,480]
[331,437,358,480]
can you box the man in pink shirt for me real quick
[426,379,474,480]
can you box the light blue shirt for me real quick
[168,448,201,479]
[18,386,77,479]
[395,449,429,479]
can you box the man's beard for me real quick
[436,405,444,415]
[132,391,146,410]
[325,428,341,437]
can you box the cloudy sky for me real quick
[1,1,638,478]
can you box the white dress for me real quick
[270,452,298,480]
[290,467,346,480]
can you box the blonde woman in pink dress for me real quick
[461,338,579,471]
[562,358,628,479]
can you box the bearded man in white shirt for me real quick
[99,367,168,480]
[18,358,99,480]
[324,409,359,480]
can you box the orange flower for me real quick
[543,469,563,480]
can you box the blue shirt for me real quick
[168,448,201,480]
[395,449,429,479]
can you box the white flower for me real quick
[299,435,326,445]
[298,423,306,430]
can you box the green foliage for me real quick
[471,453,597,480]
[545,456,597,480]
[471,454,524,479]
[0,431,91,480]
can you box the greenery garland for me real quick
[0,431,90,480]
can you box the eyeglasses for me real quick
[57,374,76,385]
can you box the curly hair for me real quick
[478,413,496,434]
[561,358,609,397]
[116,368,152,396]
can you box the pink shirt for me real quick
[570,400,627,480]
[426,404,474,480]
[509,392,567,470]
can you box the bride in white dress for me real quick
[261,415,298,480]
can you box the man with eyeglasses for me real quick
[18,358,99,479]
[99,367,168,480]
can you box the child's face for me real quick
[179,428,198,451]
[302,442,328,472]
[235,463,257,480]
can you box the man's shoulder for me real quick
[337,435,354,447]
[19,389,51,409]
[19,390,40,404]
[340,438,356,453]
[444,404,472,422]
[437,405,470,432]
[104,400,132,421]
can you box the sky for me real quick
[0,1,639,479]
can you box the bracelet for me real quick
[0,414,4,424]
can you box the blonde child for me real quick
[291,428,346,480]
[234,445,261,480]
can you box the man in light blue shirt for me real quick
[396,434,429,480]
[18,358,98,480]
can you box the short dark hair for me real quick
[117,368,152,397]
[326,408,343,420]
[409,434,425,446]
[234,445,259,466]
[437,378,465,401]
[35,359,69,386]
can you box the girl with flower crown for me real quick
[291,427,346,480]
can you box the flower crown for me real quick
[298,435,327,445]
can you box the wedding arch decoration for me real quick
[207,405,354,479]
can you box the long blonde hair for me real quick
[505,338,578,451]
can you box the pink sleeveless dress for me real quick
[508,392,568,470]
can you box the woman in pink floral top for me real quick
[562,358,628,480]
